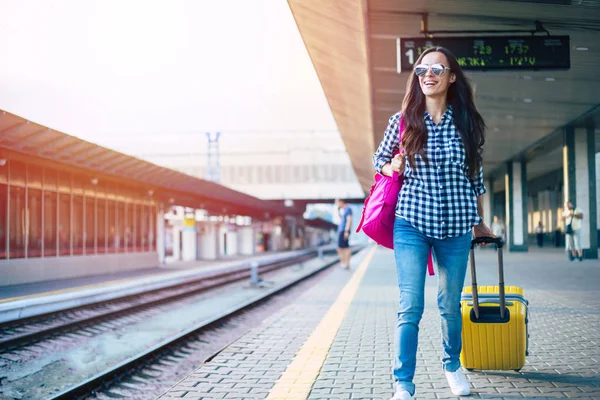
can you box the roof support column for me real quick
[564,125,598,259]
[223,224,239,256]
[548,189,559,243]
[239,225,256,256]
[505,160,528,252]
[537,189,554,240]
[181,212,197,262]
[157,205,166,264]
[197,221,220,260]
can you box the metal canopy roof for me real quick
[0,110,303,219]
[288,0,600,193]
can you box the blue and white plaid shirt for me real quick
[372,108,486,239]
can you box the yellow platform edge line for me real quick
[265,245,378,400]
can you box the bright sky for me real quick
[0,0,338,148]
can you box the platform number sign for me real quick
[396,36,570,72]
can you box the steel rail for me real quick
[47,246,365,400]
[0,252,321,351]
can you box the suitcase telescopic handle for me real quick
[469,236,506,320]
[471,236,504,248]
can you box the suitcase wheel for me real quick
[514,369,521,372]
[466,368,474,371]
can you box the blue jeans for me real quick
[392,217,471,395]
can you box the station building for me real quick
[0,110,314,287]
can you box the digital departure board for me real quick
[397,36,570,71]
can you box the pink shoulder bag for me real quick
[356,117,434,275]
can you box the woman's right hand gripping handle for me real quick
[382,154,404,177]
[471,236,504,249]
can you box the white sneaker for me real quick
[390,388,412,400]
[445,369,471,396]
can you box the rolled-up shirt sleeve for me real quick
[470,164,487,197]
[372,112,401,174]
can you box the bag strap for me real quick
[393,115,406,157]
[427,251,434,276]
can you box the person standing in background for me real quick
[536,221,544,247]
[562,200,584,261]
[335,198,353,269]
[491,215,505,243]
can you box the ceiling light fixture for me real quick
[523,98,533,103]
[575,46,589,51]
[545,77,555,81]
[506,115,514,120]
[523,75,532,80]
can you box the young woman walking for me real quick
[373,47,494,399]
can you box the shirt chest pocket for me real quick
[447,137,466,167]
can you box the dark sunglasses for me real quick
[413,63,451,77]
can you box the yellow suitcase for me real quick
[460,237,529,371]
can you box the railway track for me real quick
[45,248,362,400]
[0,251,321,352]
[0,246,364,400]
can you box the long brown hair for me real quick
[401,46,485,179]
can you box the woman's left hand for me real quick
[473,222,496,245]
